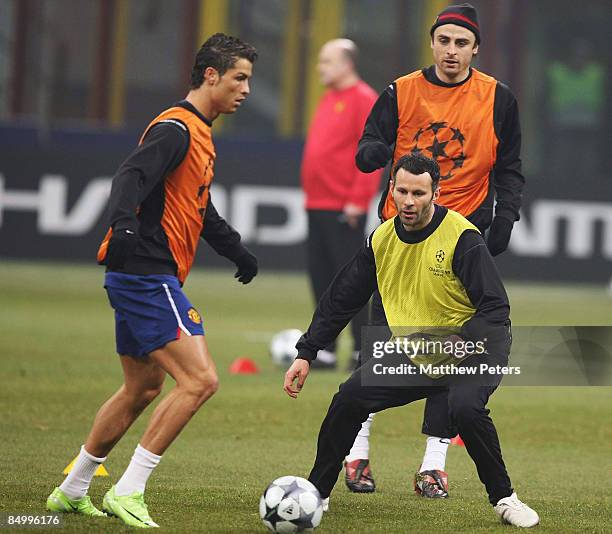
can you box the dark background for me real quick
[0,0,610,282]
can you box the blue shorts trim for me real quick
[104,273,204,357]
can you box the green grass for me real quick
[0,261,610,533]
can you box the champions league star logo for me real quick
[412,122,466,180]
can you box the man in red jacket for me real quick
[301,38,382,373]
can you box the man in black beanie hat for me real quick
[430,2,481,45]
[317,2,533,527]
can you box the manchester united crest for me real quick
[188,308,202,324]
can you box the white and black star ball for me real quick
[259,476,324,533]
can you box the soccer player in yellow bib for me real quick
[283,152,539,528]
[349,1,525,497]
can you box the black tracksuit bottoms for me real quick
[307,210,369,352]
[369,289,456,438]
[308,332,514,505]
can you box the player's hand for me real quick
[234,249,258,284]
[343,203,366,229]
[284,359,310,398]
[106,228,138,270]
[487,217,514,256]
[358,141,392,172]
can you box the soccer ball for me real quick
[269,329,302,367]
[259,476,324,533]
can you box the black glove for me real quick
[358,141,392,171]
[106,228,138,270]
[234,249,258,284]
[486,217,513,256]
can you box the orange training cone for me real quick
[229,357,259,374]
[451,434,465,447]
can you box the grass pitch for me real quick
[0,261,610,533]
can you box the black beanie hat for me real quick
[430,3,480,44]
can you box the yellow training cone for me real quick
[63,457,109,477]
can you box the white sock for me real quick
[59,446,107,500]
[345,414,374,461]
[115,444,161,496]
[420,436,450,472]
[316,350,336,364]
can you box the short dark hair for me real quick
[190,33,258,89]
[392,152,441,191]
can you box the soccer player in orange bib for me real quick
[46,34,258,528]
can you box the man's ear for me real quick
[204,66,219,85]
[472,43,479,57]
[433,186,441,201]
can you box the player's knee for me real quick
[449,399,482,426]
[337,375,362,399]
[184,370,219,403]
[204,373,220,397]
[122,384,162,412]
[141,384,163,405]
[333,385,354,408]
[331,384,366,415]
